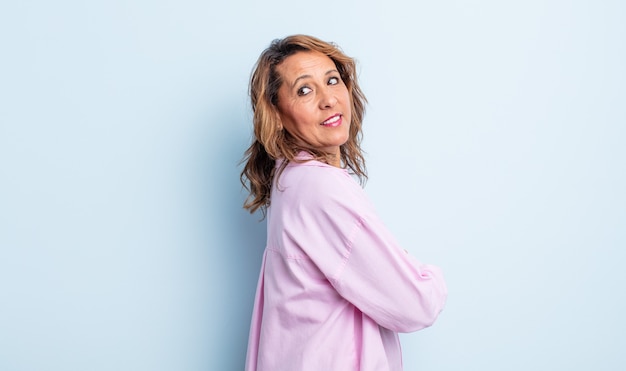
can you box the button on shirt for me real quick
[245,154,448,371]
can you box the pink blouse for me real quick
[245,154,447,371]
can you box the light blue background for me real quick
[1,1,624,370]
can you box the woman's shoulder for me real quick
[274,158,369,214]
[281,158,356,189]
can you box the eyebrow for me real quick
[290,69,338,89]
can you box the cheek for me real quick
[342,90,352,109]
[277,101,296,124]
[288,104,312,127]
[344,94,353,120]
[279,106,307,135]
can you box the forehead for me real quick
[277,51,336,82]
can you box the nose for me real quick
[318,87,338,109]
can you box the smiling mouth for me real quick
[321,114,342,127]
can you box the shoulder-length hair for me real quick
[240,34,367,215]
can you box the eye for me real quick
[328,77,340,85]
[297,86,312,96]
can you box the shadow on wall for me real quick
[199,103,266,369]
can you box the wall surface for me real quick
[1,1,624,370]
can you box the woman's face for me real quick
[275,51,352,161]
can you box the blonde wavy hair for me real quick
[240,34,368,215]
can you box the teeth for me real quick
[324,115,340,124]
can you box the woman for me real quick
[241,35,447,371]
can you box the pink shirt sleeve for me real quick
[335,216,448,332]
[282,163,447,333]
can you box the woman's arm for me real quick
[285,164,447,332]
[331,214,447,332]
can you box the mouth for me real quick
[321,114,342,127]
